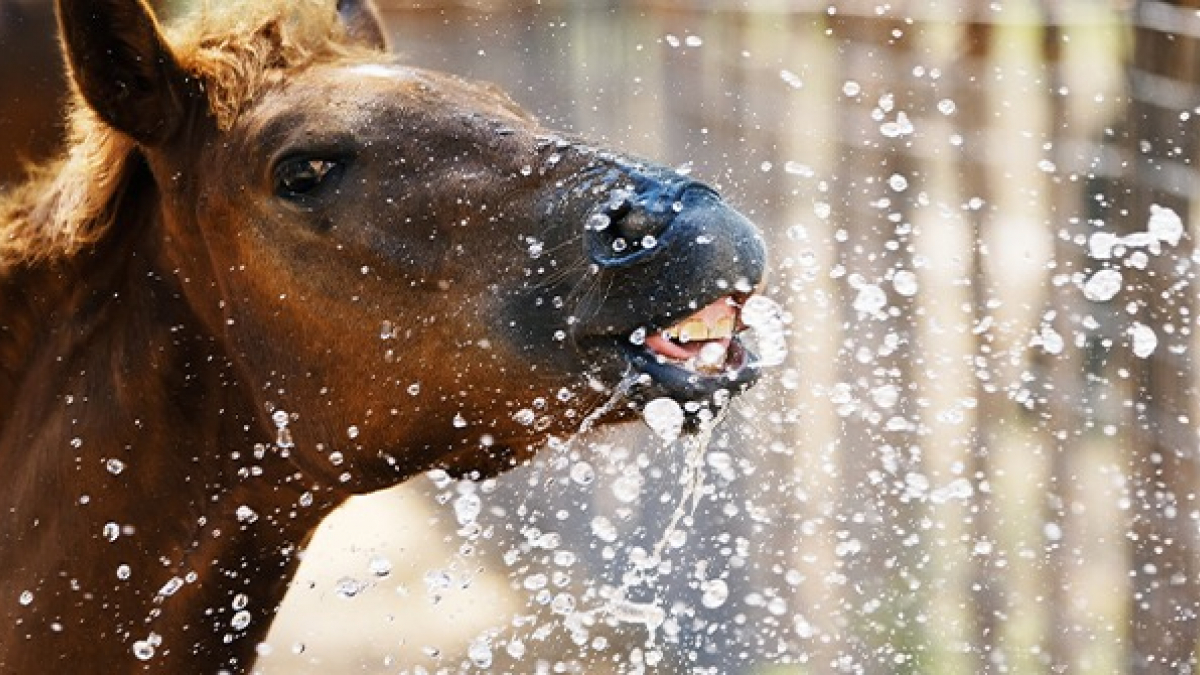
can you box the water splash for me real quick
[595,412,724,644]
[642,398,685,442]
[272,409,294,449]
[742,295,789,367]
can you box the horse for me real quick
[0,0,767,671]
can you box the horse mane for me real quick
[0,0,375,268]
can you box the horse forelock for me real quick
[0,0,377,268]
[173,0,378,130]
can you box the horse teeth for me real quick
[676,319,710,343]
[712,316,735,339]
[660,314,737,343]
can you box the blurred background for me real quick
[4,0,1200,673]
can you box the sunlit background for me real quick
[5,0,1199,673]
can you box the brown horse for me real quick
[0,0,766,671]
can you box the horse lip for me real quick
[618,336,762,403]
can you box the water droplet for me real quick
[606,595,665,632]
[379,320,395,340]
[468,637,493,668]
[369,555,393,578]
[892,269,919,297]
[18,590,33,606]
[591,516,618,542]
[853,283,887,314]
[231,610,252,631]
[272,410,294,449]
[513,408,536,426]
[232,593,249,610]
[937,98,956,115]
[741,295,789,367]
[1083,268,1122,302]
[697,342,728,369]
[642,397,685,442]
[569,461,595,485]
[452,413,468,429]
[507,638,526,659]
[784,161,813,177]
[158,577,184,597]
[1149,204,1184,246]
[455,492,482,526]
[551,592,576,615]
[235,505,258,524]
[700,579,729,608]
[116,564,131,580]
[105,458,126,475]
[842,80,861,97]
[103,522,120,542]
[334,576,367,599]
[132,637,157,661]
[880,112,914,138]
[640,234,657,249]
[346,425,359,440]
[587,213,611,231]
[612,472,643,503]
[685,35,703,47]
[1130,322,1158,358]
[407,382,421,396]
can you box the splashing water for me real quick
[1083,268,1123,302]
[272,409,294,449]
[648,414,723,564]
[642,398,685,443]
[596,413,723,644]
[575,368,642,436]
[741,295,789,367]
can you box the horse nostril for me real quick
[587,177,720,266]
[611,208,661,244]
[595,181,688,254]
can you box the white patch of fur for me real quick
[346,63,406,80]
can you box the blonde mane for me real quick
[0,0,376,268]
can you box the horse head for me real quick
[0,0,770,669]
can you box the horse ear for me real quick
[337,0,389,51]
[56,0,190,146]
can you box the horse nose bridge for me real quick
[586,173,719,268]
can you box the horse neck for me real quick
[0,204,340,672]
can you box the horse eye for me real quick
[275,158,342,198]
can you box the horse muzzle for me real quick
[572,166,771,408]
